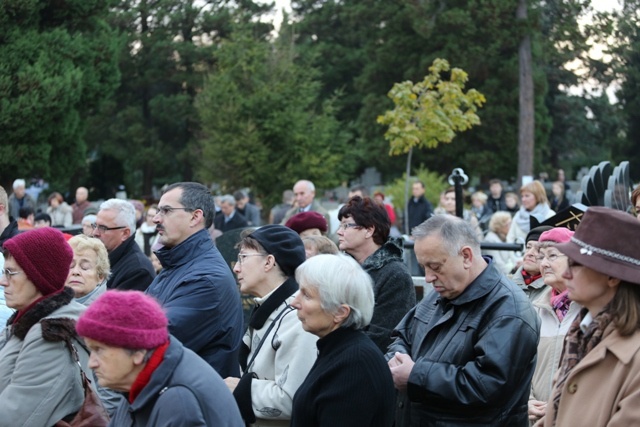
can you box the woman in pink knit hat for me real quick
[76,290,243,427]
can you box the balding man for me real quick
[72,186,92,224]
[281,180,329,226]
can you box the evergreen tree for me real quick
[195,26,353,209]
[0,0,120,190]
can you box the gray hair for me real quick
[296,180,315,192]
[12,179,25,190]
[82,214,97,225]
[163,182,215,229]
[295,253,374,330]
[219,194,236,206]
[412,214,481,257]
[99,199,137,234]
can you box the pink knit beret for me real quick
[539,227,574,244]
[76,291,168,349]
[3,227,73,296]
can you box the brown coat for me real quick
[538,325,640,427]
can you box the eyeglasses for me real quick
[236,253,267,266]
[156,206,193,216]
[91,224,127,233]
[1,268,22,279]
[536,253,566,263]
[339,223,361,231]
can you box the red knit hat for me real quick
[285,211,328,234]
[3,228,73,296]
[76,291,168,349]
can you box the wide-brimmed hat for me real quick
[556,206,640,285]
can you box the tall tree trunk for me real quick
[517,0,534,186]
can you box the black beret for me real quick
[249,225,306,277]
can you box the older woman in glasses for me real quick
[226,225,318,426]
[290,254,395,426]
[528,228,582,424]
[337,196,415,353]
[535,207,640,426]
[0,228,90,426]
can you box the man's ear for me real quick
[460,246,474,267]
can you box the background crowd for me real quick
[0,175,639,426]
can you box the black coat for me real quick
[106,235,155,291]
[406,196,433,232]
[387,259,540,426]
[291,327,395,427]
[214,211,249,232]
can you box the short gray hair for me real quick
[12,179,25,190]
[296,180,315,192]
[412,214,481,257]
[99,199,136,234]
[219,194,235,206]
[295,253,373,330]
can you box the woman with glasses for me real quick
[226,225,318,426]
[528,227,582,424]
[535,207,640,426]
[337,196,415,353]
[0,228,91,426]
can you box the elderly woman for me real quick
[535,207,640,426]
[511,226,552,302]
[81,214,97,237]
[290,254,395,426]
[507,180,554,244]
[285,211,328,237]
[225,225,318,426]
[67,234,110,306]
[47,191,73,227]
[337,196,415,352]
[528,228,582,424]
[77,290,243,426]
[302,235,339,258]
[0,227,90,425]
[482,211,518,274]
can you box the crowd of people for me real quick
[0,175,639,427]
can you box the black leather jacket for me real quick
[387,259,540,426]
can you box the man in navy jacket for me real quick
[146,182,244,378]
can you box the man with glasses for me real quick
[387,214,540,426]
[94,198,155,291]
[146,182,244,378]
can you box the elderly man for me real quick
[387,215,540,426]
[146,182,244,377]
[72,186,92,224]
[94,199,155,291]
[281,180,329,225]
[7,179,36,222]
[214,194,248,233]
[76,291,243,426]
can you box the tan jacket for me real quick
[538,325,640,427]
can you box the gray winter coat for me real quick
[362,237,416,353]
[0,288,90,427]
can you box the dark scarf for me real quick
[7,286,76,341]
[239,278,298,371]
[521,269,542,286]
[551,307,613,426]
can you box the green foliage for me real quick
[0,0,120,189]
[195,27,353,209]
[377,59,486,156]
[383,167,448,210]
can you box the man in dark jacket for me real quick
[94,199,155,291]
[214,194,249,233]
[77,291,243,427]
[387,215,540,426]
[487,179,508,213]
[146,182,244,378]
[405,181,433,234]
